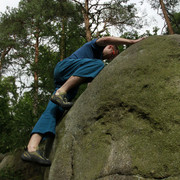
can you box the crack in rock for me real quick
[70,135,75,180]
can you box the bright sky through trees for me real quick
[1,0,179,35]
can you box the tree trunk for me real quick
[159,0,174,34]
[60,17,66,60]
[33,30,39,116]
[84,0,91,41]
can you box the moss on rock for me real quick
[48,35,180,180]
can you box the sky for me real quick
[0,0,179,35]
[0,0,20,13]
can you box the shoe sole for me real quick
[50,95,73,109]
[21,152,51,166]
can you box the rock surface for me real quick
[1,35,179,180]
[0,150,46,180]
[46,35,180,180]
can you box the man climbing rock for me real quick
[21,36,145,166]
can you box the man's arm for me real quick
[96,36,146,46]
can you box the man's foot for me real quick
[21,149,51,166]
[50,92,73,109]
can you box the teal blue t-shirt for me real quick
[68,39,105,60]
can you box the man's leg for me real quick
[27,133,42,152]
[55,76,87,95]
[51,76,88,108]
[51,58,104,108]
[21,133,51,166]
[21,99,64,166]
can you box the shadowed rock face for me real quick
[0,150,46,180]
[47,35,180,180]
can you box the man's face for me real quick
[102,45,118,61]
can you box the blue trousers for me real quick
[31,58,104,137]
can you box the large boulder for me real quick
[0,150,46,180]
[46,35,180,180]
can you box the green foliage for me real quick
[147,0,180,30]
[0,168,23,180]
[12,92,35,147]
[0,77,17,153]
[171,12,180,34]
[0,77,39,152]
[33,46,59,93]
[104,0,142,31]
[0,0,85,153]
[148,0,179,10]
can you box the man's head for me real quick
[102,45,119,61]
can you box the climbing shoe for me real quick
[50,92,73,109]
[21,149,51,166]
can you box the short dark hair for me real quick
[113,45,119,56]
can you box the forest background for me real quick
[0,0,180,154]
